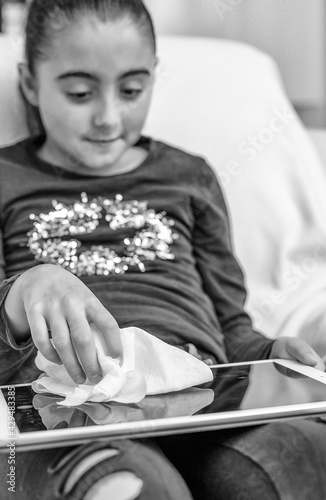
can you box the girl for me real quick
[0,1,326,499]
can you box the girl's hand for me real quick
[5,264,122,384]
[270,336,325,371]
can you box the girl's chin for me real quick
[72,153,124,174]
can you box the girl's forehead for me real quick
[41,17,155,78]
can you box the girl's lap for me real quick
[157,418,326,500]
[0,438,192,500]
[1,418,325,500]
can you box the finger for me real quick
[67,313,102,384]
[286,339,325,371]
[91,306,123,363]
[313,359,325,371]
[69,408,87,428]
[53,421,68,430]
[49,315,86,384]
[26,308,61,364]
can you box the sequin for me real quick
[27,193,179,276]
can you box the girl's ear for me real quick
[18,62,39,107]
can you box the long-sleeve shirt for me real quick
[0,135,274,384]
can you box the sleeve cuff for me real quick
[0,274,33,351]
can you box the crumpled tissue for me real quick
[32,326,213,407]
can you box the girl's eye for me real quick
[66,92,93,101]
[121,88,144,101]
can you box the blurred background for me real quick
[1,0,325,127]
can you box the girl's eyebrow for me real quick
[56,69,151,81]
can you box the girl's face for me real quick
[21,16,157,175]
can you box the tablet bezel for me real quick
[1,358,326,452]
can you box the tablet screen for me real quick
[2,361,326,434]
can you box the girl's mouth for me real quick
[86,138,119,143]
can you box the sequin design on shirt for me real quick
[27,192,179,276]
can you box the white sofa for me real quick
[1,33,326,355]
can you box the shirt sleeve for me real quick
[192,162,275,363]
[0,230,39,385]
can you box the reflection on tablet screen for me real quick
[1,386,46,432]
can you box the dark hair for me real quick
[20,0,156,138]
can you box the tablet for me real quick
[1,358,326,452]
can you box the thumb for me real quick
[288,340,325,371]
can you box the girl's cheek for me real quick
[122,112,145,133]
[63,104,93,127]
[45,108,82,135]
[126,98,151,123]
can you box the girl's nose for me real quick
[92,97,122,129]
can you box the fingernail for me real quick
[306,354,317,365]
[53,421,68,430]
[90,374,102,384]
[74,409,85,416]
[74,376,85,385]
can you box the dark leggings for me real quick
[1,419,326,500]
[159,419,326,499]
